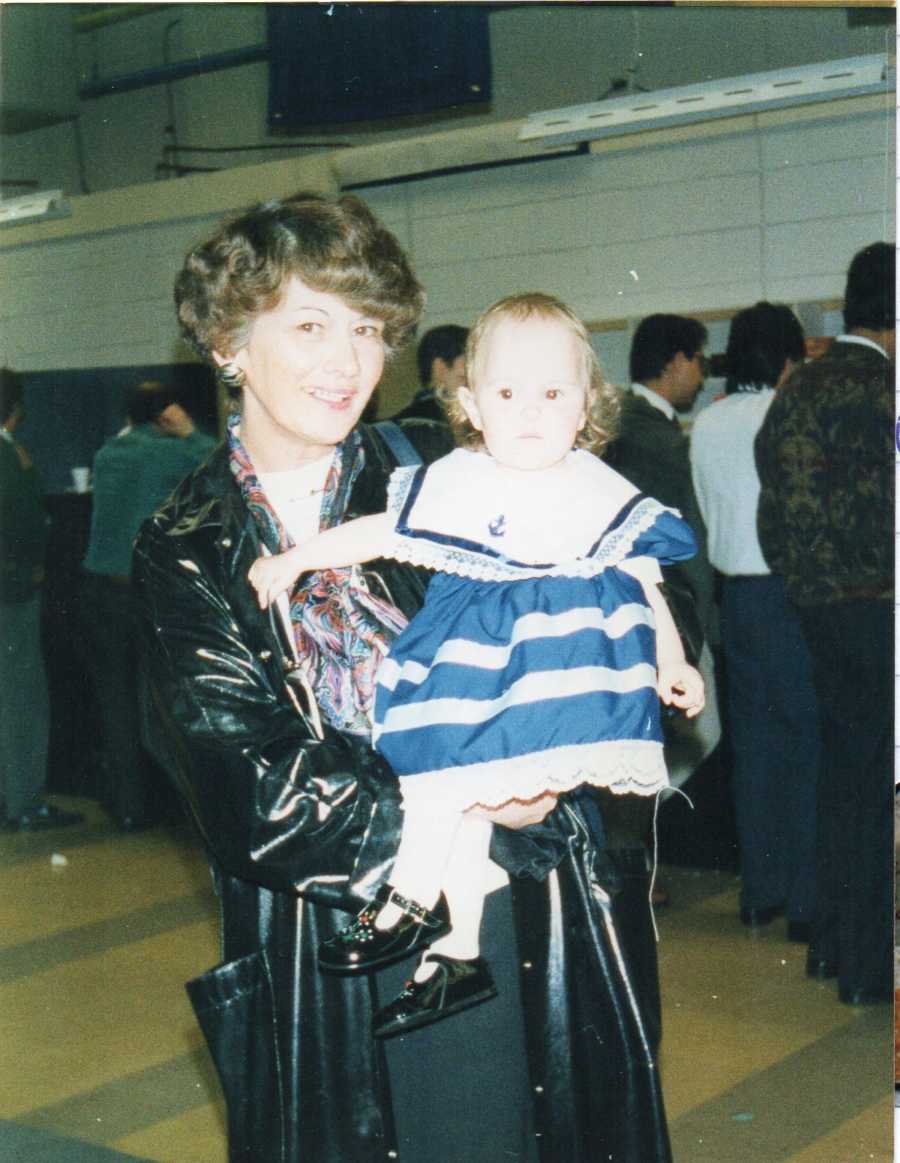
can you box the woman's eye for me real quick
[355,324,383,339]
[297,322,321,334]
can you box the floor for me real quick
[1,795,892,1162]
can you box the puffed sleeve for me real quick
[627,507,698,566]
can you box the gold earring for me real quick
[217,361,246,391]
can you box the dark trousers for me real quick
[720,575,819,919]
[80,572,175,825]
[798,600,893,998]
[0,594,49,817]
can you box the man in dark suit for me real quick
[755,243,894,1006]
[602,315,718,897]
[606,314,714,636]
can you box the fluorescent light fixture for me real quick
[519,54,892,147]
[0,189,71,228]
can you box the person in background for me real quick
[691,302,819,938]
[607,313,714,640]
[133,192,673,1162]
[603,314,719,905]
[755,243,894,1007]
[392,323,468,422]
[0,368,83,831]
[81,380,216,831]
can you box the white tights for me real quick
[380,803,493,963]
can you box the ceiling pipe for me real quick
[79,44,269,99]
[73,5,171,34]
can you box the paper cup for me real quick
[71,466,91,493]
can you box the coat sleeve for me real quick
[132,516,401,904]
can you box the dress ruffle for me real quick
[397,739,669,813]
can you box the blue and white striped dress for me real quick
[372,448,697,813]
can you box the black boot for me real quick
[318,884,450,975]
[373,953,497,1039]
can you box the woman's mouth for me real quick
[308,386,357,409]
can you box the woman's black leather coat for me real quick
[133,423,671,1162]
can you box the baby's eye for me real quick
[545,388,561,400]
[498,387,513,400]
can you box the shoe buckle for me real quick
[387,888,431,925]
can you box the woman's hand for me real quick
[472,792,558,830]
[658,662,705,718]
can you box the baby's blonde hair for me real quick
[436,292,620,454]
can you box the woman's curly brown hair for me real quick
[437,292,620,456]
[174,192,425,396]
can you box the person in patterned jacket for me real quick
[754,241,894,1007]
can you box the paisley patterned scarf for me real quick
[227,414,408,737]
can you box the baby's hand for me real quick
[658,663,705,718]
[247,552,301,610]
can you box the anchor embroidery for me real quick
[488,514,507,538]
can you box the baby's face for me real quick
[460,316,588,472]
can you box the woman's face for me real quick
[222,276,386,469]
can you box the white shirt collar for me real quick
[630,382,677,421]
[0,427,13,444]
[836,334,889,359]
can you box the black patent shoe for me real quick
[318,884,450,975]
[373,953,498,1040]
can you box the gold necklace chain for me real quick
[282,484,326,503]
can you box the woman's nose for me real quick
[324,330,360,376]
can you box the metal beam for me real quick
[519,54,892,147]
[79,44,269,99]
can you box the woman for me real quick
[133,192,671,1162]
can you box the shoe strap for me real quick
[386,887,437,925]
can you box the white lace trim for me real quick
[396,739,668,813]
[385,481,678,582]
[385,464,420,520]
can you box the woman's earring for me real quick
[216,361,246,392]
